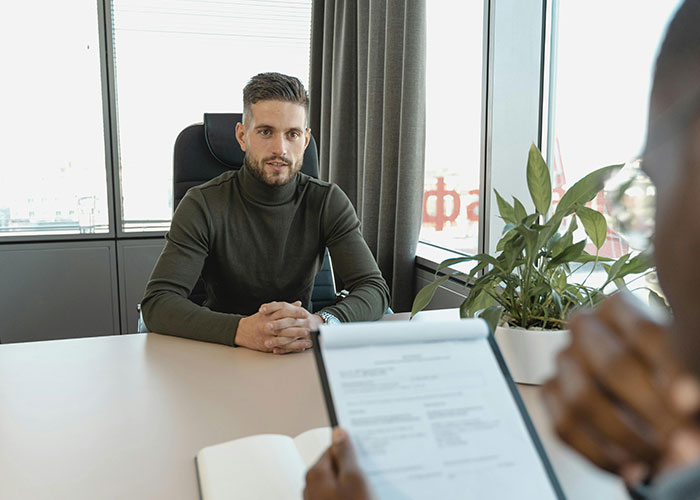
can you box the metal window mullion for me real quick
[98,0,125,240]
[97,0,124,333]
[543,0,559,166]
[479,0,494,262]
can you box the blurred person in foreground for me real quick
[304,1,700,498]
[542,0,700,497]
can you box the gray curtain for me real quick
[309,0,426,312]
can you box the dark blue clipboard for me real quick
[310,327,567,499]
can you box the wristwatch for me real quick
[318,311,341,325]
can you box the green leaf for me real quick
[546,232,563,251]
[465,285,495,316]
[618,251,654,278]
[460,277,492,317]
[549,240,587,266]
[436,254,501,274]
[550,289,563,315]
[523,214,539,227]
[457,272,494,320]
[555,164,622,218]
[531,283,552,300]
[435,256,473,273]
[513,197,528,223]
[576,206,608,250]
[411,274,450,318]
[554,269,568,290]
[494,189,516,225]
[604,252,632,286]
[466,260,489,284]
[502,234,525,272]
[478,305,503,333]
[502,223,516,234]
[527,143,552,215]
[613,278,628,291]
[537,212,565,249]
[551,218,577,257]
[515,224,538,263]
[573,252,614,264]
[496,227,518,252]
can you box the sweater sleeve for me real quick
[643,461,700,500]
[318,184,391,322]
[140,190,241,346]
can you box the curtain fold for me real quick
[309,0,426,312]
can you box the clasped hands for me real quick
[235,300,324,354]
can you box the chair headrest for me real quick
[204,113,245,167]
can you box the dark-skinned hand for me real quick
[304,427,375,500]
[543,291,700,485]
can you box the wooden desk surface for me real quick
[0,334,328,500]
[0,333,629,500]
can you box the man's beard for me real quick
[244,154,301,186]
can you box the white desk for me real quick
[0,333,629,499]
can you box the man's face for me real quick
[643,90,700,373]
[235,100,310,186]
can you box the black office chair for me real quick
[172,112,338,312]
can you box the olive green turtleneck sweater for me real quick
[141,164,390,346]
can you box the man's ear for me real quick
[235,122,247,152]
[303,128,311,151]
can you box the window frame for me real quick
[0,0,316,244]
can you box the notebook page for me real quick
[196,434,305,500]
[320,321,559,500]
[293,427,331,468]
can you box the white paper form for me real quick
[319,319,559,500]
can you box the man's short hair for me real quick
[242,72,309,124]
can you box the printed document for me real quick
[317,319,561,500]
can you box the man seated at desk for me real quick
[141,72,390,353]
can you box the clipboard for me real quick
[311,318,566,500]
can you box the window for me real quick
[111,0,313,232]
[0,0,109,237]
[547,0,681,260]
[420,0,485,256]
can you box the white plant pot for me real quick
[494,325,571,385]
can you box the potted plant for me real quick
[412,144,654,384]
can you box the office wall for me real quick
[117,240,165,333]
[0,241,120,343]
[0,238,164,343]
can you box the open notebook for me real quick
[312,318,565,500]
[195,427,331,500]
